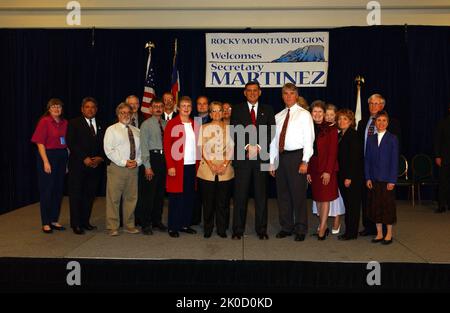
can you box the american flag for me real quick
[141,43,156,117]
[171,38,180,104]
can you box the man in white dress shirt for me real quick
[270,83,315,241]
[104,102,142,236]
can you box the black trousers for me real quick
[276,150,308,235]
[37,149,68,226]
[138,152,166,228]
[192,180,203,225]
[338,177,362,238]
[232,161,268,235]
[438,164,450,208]
[68,164,102,228]
[199,177,232,234]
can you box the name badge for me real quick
[60,137,66,145]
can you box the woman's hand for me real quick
[43,161,52,174]
[321,172,330,185]
[387,183,395,191]
[168,168,176,176]
[344,179,352,188]
[306,174,312,184]
[366,180,373,189]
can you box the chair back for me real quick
[398,155,408,179]
[412,154,433,181]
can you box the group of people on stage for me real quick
[32,81,410,246]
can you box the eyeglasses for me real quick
[211,109,223,113]
[119,111,131,116]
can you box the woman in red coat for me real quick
[163,96,199,238]
[307,100,339,240]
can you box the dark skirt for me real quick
[367,181,397,225]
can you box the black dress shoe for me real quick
[82,224,97,231]
[204,232,212,238]
[232,233,242,240]
[359,229,376,236]
[371,237,384,243]
[217,232,227,238]
[180,227,197,234]
[294,234,305,241]
[42,226,53,234]
[382,238,393,245]
[142,226,153,235]
[258,233,269,240]
[434,207,446,213]
[168,231,179,238]
[50,224,66,231]
[276,231,292,238]
[72,227,85,235]
[152,222,168,231]
[338,234,357,241]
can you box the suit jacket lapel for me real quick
[256,105,265,126]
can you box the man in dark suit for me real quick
[66,97,105,234]
[357,93,401,236]
[231,81,276,240]
[162,91,178,121]
[434,105,450,213]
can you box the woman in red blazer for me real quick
[307,100,339,240]
[163,96,199,238]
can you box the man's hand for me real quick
[145,168,154,181]
[436,157,442,167]
[344,179,352,188]
[298,162,308,174]
[306,174,312,184]
[246,145,260,159]
[126,160,137,169]
[321,172,330,186]
[366,180,373,189]
[269,164,276,177]
[387,183,395,191]
[91,157,104,167]
[168,167,176,176]
[83,157,94,167]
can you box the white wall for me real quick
[0,0,449,28]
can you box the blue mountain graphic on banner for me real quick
[272,45,325,62]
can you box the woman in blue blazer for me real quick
[364,111,399,245]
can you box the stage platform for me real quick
[0,198,449,292]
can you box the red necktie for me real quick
[278,108,290,153]
[250,105,256,126]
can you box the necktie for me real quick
[131,117,136,127]
[278,108,290,153]
[158,119,164,143]
[126,125,136,160]
[367,117,375,136]
[250,105,256,126]
[89,119,96,136]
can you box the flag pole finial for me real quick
[145,41,155,50]
[355,75,365,86]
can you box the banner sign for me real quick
[205,32,329,88]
